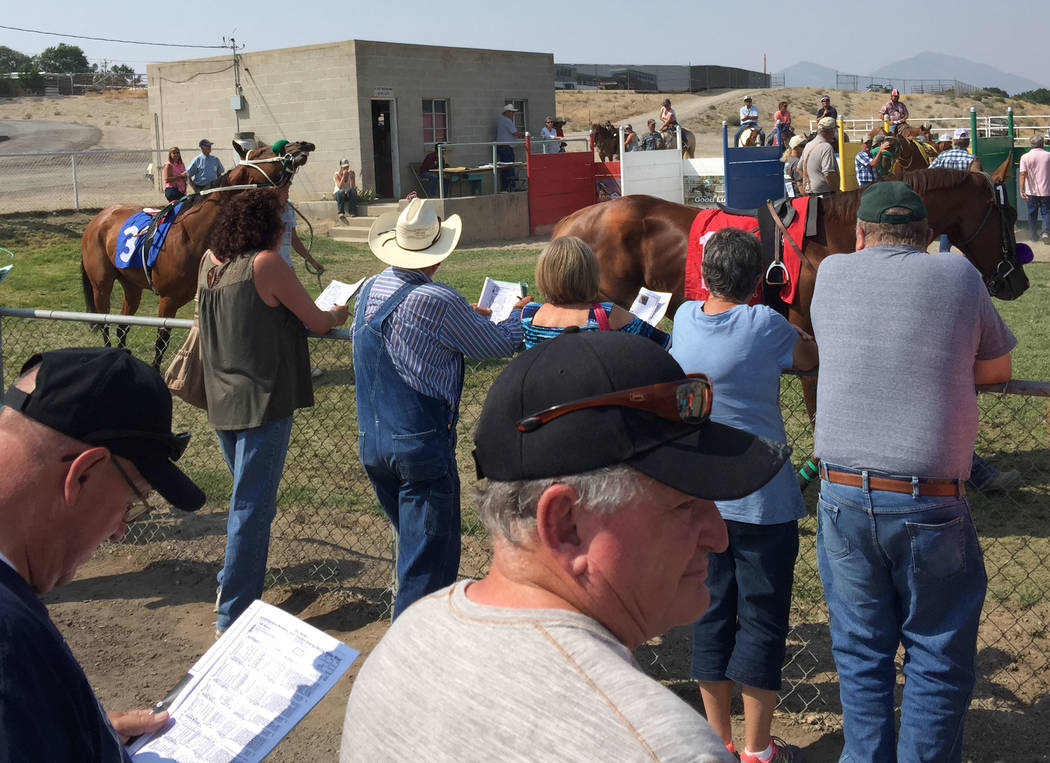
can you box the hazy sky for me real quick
[0,0,1040,82]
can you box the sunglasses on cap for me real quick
[517,374,712,433]
[80,428,191,461]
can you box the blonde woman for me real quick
[521,236,669,350]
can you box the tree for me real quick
[108,63,137,86]
[18,63,44,95]
[1015,88,1050,106]
[0,45,30,74]
[983,86,1009,98]
[36,43,91,74]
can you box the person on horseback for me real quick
[878,89,909,133]
[814,95,838,122]
[658,98,678,148]
[771,100,792,146]
[733,95,763,147]
[639,118,665,151]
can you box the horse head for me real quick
[909,158,1029,300]
[228,140,316,188]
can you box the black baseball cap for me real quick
[858,181,927,224]
[3,347,205,511]
[473,332,790,501]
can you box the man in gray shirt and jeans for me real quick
[811,182,1016,762]
[340,331,790,762]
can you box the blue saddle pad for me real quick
[115,203,182,270]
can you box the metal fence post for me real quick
[71,152,79,211]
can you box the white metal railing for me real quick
[807,114,1050,142]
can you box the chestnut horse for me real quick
[551,159,1028,337]
[80,140,316,367]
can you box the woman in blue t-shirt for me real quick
[669,227,817,763]
[521,236,669,350]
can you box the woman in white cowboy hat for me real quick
[355,198,531,618]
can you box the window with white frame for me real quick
[423,99,448,144]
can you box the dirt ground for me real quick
[9,87,1050,761]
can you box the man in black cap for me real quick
[187,138,225,191]
[0,347,205,759]
[810,182,1015,762]
[341,331,788,762]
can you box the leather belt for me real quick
[823,468,964,497]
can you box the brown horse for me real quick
[551,158,1028,337]
[871,134,938,177]
[868,120,933,143]
[81,140,316,367]
[591,122,619,162]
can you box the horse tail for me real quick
[80,261,102,332]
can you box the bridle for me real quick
[235,148,300,187]
[953,172,1018,293]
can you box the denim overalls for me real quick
[354,278,462,618]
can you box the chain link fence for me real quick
[2,308,1048,729]
[0,147,238,213]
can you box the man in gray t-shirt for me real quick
[340,332,791,762]
[810,182,1015,763]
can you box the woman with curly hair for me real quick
[199,186,349,634]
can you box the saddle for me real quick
[114,198,191,289]
[685,196,814,312]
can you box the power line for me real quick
[0,23,229,49]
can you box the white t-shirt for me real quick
[341,581,734,762]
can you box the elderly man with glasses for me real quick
[0,347,205,759]
[341,331,789,762]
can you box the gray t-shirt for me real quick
[801,135,836,194]
[811,245,1016,479]
[340,581,734,763]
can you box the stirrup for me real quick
[765,261,789,287]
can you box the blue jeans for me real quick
[497,145,516,191]
[215,415,294,631]
[420,171,438,197]
[938,234,951,252]
[334,187,357,215]
[1026,195,1050,239]
[691,519,799,690]
[354,279,462,618]
[817,469,986,763]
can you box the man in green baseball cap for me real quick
[808,178,1016,761]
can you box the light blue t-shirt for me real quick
[670,301,803,524]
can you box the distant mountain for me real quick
[872,52,1044,95]
[778,61,837,89]
[777,53,1045,94]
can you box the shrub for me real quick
[358,188,377,202]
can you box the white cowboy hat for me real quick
[938,133,953,143]
[502,104,518,112]
[368,198,463,268]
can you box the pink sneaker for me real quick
[739,737,803,763]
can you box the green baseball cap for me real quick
[858,181,927,224]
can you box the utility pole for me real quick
[224,37,244,134]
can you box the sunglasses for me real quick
[516,374,712,433]
[60,452,156,523]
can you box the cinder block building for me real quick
[146,40,555,201]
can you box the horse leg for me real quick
[153,295,182,370]
[117,283,144,351]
